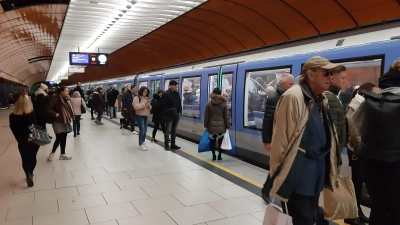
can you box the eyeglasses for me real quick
[323,71,333,77]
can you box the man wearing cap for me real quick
[161,80,182,150]
[266,56,340,225]
[33,83,52,139]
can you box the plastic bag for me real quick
[198,130,211,153]
[221,130,232,150]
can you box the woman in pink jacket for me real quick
[70,91,87,137]
[133,86,152,151]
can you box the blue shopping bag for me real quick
[198,130,211,153]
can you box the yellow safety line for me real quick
[110,117,347,224]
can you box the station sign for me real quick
[69,52,108,66]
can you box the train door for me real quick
[205,65,238,150]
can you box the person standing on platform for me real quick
[204,88,230,161]
[72,82,84,99]
[33,83,52,139]
[45,86,74,161]
[268,56,340,225]
[70,91,87,137]
[151,90,165,143]
[133,86,152,151]
[260,73,294,203]
[118,86,127,130]
[87,88,95,120]
[9,92,40,187]
[93,87,106,125]
[122,85,138,134]
[107,85,119,119]
[345,83,378,225]
[161,80,182,150]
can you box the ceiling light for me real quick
[89,1,98,4]
[121,10,127,13]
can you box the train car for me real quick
[78,32,400,168]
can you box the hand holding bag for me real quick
[29,124,51,146]
[80,99,86,114]
[221,130,232,150]
[198,130,211,153]
[319,176,358,220]
[263,201,292,225]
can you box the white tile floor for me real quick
[0,109,268,225]
[0,108,368,225]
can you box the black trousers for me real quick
[164,111,180,146]
[90,107,94,119]
[282,192,319,225]
[18,141,39,178]
[362,156,400,225]
[152,121,165,138]
[130,116,136,132]
[73,115,81,134]
[52,132,68,154]
[348,150,364,213]
[209,133,223,156]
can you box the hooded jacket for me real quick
[204,93,230,134]
[93,92,106,113]
[33,88,50,125]
[151,94,164,123]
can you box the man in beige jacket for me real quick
[267,56,341,225]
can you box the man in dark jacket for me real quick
[161,80,182,150]
[260,73,294,202]
[122,85,138,134]
[107,85,119,119]
[72,82,84,99]
[93,87,106,125]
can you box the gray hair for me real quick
[296,68,317,84]
[72,91,81,98]
[279,73,294,85]
[112,85,117,90]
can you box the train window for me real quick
[208,73,233,124]
[332,59,382,109]
[139,81,147,89]
[244,67,291,130]
[164,79,179,91]
[182,76,201,118]
[149,80,161,100]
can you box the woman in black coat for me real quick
[150,90,165,142]
[9,92,40,187]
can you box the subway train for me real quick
[75,34,400,169]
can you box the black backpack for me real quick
[91,94,99,107]
[359,90,400,161]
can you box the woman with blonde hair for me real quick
[9,91,40,187]
[70,91,87,137]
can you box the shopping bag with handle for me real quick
[221,130,232,150]
[263,201,292,225]
[198,130,211,153]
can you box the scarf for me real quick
[59,94,75,124]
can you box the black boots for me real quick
[26,173,34,187]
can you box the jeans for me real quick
[136,116,148,146]
[97,111,103,122]
[18,141,39,178]
[109,106,116,118]
[73,115,81,134]
[152,121,165,138]
[52,132,68,155]
[164,111,180,146]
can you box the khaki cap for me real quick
[302,56,341,74]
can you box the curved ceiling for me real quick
[64,0,400,85]
[0,3,67,85]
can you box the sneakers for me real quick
[59,154,72,160]
[142,142,148,148]
[139,145,148,151]
[132,131,139,135]
[47,152,55,161]
[98,122,104,125]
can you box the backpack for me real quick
[91,94,99,107]
[358,89,400,161]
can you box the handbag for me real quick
[263,201,292,225]
[80,99,86,114]
[319,176,358,220]
[198,130,211,153]
[29,124,51,146]
[221,130,232,150]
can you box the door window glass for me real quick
[244,68,291,130]
[182,76,201,118]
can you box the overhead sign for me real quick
[69,52,108,66]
